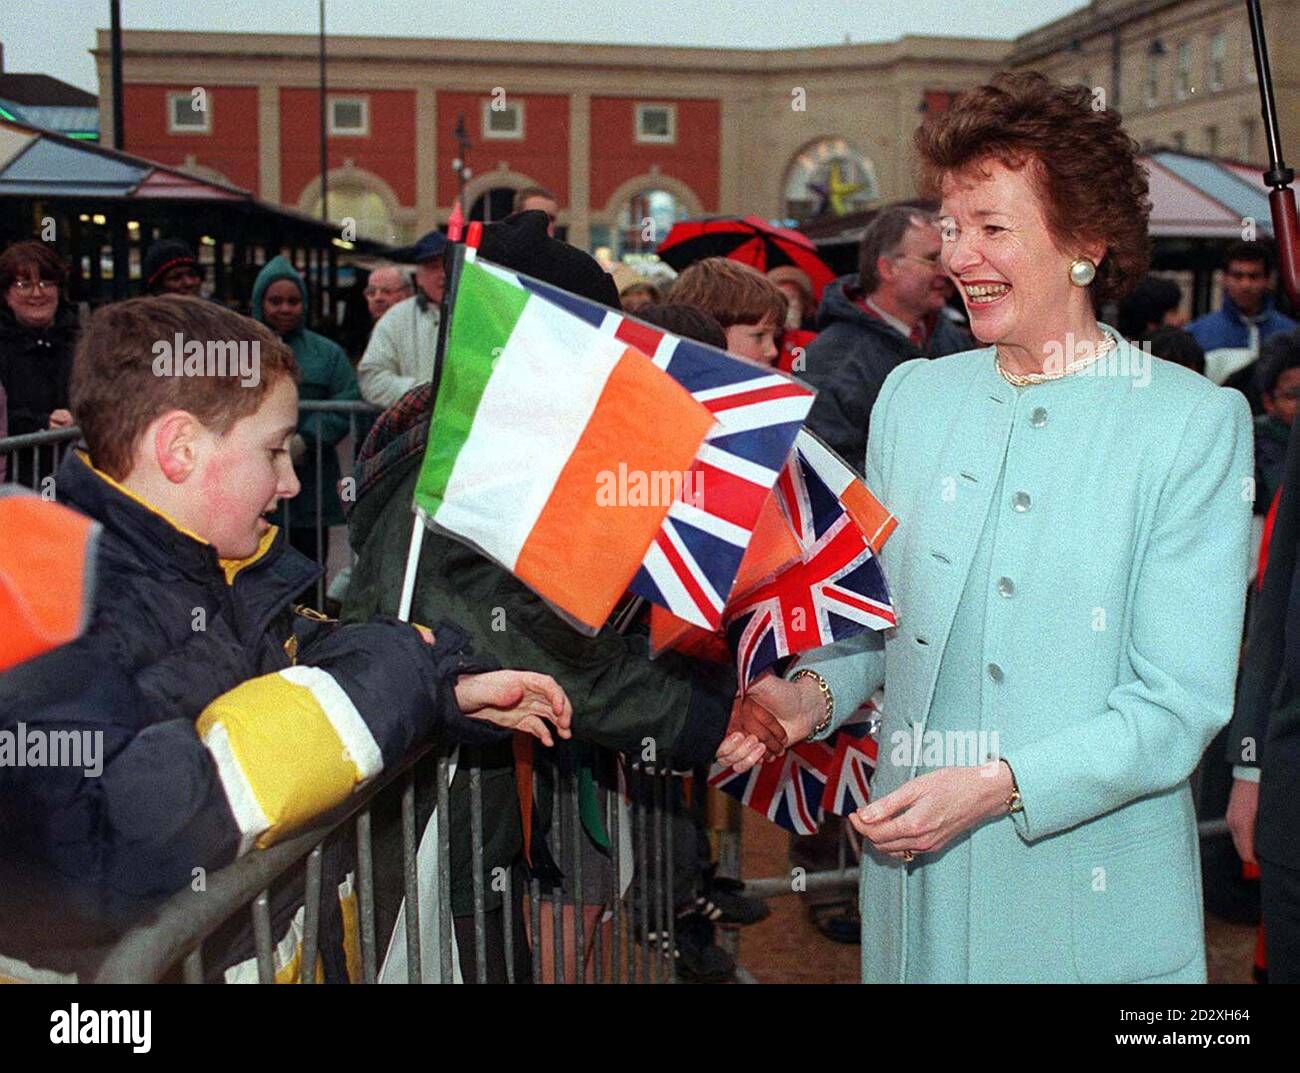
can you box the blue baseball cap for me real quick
[410,229,448,263]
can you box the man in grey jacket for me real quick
[358,230,446,409]
[802,205,971,472]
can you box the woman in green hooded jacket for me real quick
[250,256,361,575]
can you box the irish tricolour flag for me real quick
[414,259,716,631]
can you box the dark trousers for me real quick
[1260,856,1300,983]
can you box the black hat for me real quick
[409,229,448,264]
[478,211,619,309]
[142,239,199,292]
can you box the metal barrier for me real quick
[0,403,1250,984]
[88,742,689,984]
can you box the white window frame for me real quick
[634,103,676,145]
[1175,41,1192,100]
[1208,33,1226,91]
[481,98,524,140]
[328,95,369,137]
[166,91,211,134]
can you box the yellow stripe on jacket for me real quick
[196,666,383,852]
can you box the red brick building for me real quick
[94,30,1007,253]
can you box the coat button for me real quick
[987,662,1004,683]
[1030,407,1048,428]
[1011,491,1031,512]
[996,576,1015,597]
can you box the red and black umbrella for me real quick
[656,215,836,301]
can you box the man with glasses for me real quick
[801,204,970,472]
[358,231,446,410]
[363,264,413,324]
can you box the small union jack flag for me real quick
[487,265,813,630]
[725,431,895,688]
[709,740,835,835]
[820,698,882,818]
[710,696,882,833]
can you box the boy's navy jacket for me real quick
[0,447,502,978]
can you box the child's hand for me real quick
[454,670,573,747]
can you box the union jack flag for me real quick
[487,264,813,630]
[725,432,895,688]
[820,699,882,818]
[709,696,882,833]
[709,740,835,835]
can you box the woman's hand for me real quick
[714,673,825,772]
[47,409,74,429]
[454,669,573,747]
[850,761,1013,860]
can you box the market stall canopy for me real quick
[0,115,390,249]
[801,153,1275,248]
[1145,151,1274,239]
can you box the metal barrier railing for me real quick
[88,740,690,984]
[0,403,1246,983]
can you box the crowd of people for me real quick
[1,68,1299,985]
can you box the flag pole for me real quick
[397,231,473,621]
[1245,0,1299,308]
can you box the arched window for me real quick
[783,139,879,222]
[306,185,395,244]
[615,189,684,257]
[468,186,521,224]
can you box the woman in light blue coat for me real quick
[721,73,1253,982]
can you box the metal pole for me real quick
[318,0,328,223]
[1245,0,1299,307]
[109,0,125,150]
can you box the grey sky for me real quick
[3,1,1087,93]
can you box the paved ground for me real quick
[732,809,1258,984]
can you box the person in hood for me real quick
[250,255,361,591]
[0,240,79,487]
[801,205,971,471]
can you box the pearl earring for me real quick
[1069,258,1096,287]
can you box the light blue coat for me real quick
[798,336,1253,983]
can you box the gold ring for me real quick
[901,850,915,862]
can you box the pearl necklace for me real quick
[995,333,1118,386]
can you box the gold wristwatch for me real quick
[1003,761,1023,814]
[789,668,834,739]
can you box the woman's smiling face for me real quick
[939,160,1101,354]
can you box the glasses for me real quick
[11,279,55,294]
[1277,387,1300,401]
[365,286,408,298]
[893,253,943,269]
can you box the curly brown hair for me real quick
[914,71,1151,303]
